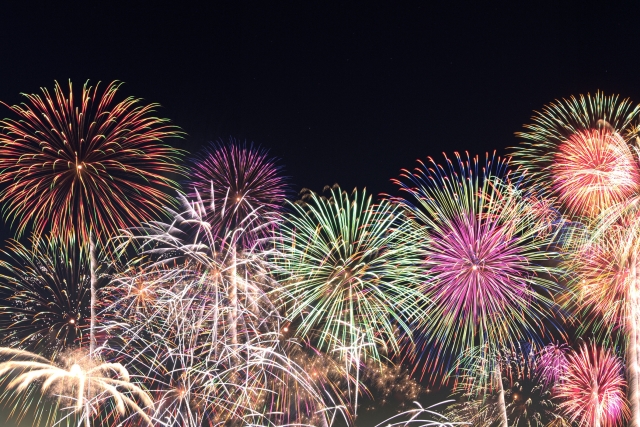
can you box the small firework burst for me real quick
[537,342,570,389]
[0,237,103,356]
[188,138,287,245]
[0,347,153,427]
[556,343,628,427]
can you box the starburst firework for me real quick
[0,237,100,357]
[188,138,287,245]
[556,343,628,427]
[273,185,428,364]
[512,92,640,219]
[394,153,559,381]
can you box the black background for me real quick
[2,2,639,198]
[1,1,639,424]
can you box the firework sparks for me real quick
[105,189,344,426]
[0,80,184,241]
[188,138,287,245]
[273,185,428,365]
[0,237,98,357]
[513,91,640,219]
[556,343,628,427]
[394,153,560,381]
[0,347,153,426]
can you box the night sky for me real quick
[1,2,640,424]
[2,2,639,199]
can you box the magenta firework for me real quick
[393,153,560,380]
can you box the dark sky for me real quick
[2,2,640,198]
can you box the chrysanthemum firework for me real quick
[512,92,640,219]
[0,237,105,357]
[273,185,428,364]
[188,138,287,245]
[394,153,560,380]
[0,80,184,241]
[556,343,628,427]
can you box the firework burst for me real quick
[394,153,560,380]
[0,237,103,357]
[556,343,628,427]
[106,190,345,426]
[450,342,566,427]
[0,80,184,241]
[512,92,640,219]
[0,347,153,427]
[188,138,287,245]
[273,185,428,364]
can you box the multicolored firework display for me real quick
[2,83,640,426]
[394,153,560,381]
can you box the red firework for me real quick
[552,127,640,218]
[556,343,628,427]
[0,80,183,241]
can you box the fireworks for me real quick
[0,84,638,426]
[105,190,344,426]
[537,342,570,389]
[0,347,153,426]
[513,92,640,219]
[0,80,184,241]
[188,138,287,245]
[449,342,567,427]
[0,237,98,357]
[273,185,428,363]
[556,343,628,427]
[394,153,559,379]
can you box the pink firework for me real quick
[552,127,640,218]
[556,343,628,427]
[513,92,640,219]
[188,138,287,243]
[394,153,559,380]
[537,342,570,389]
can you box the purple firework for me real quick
[393,153,560,381]
[537,342,571,389]
[188,138,288,245]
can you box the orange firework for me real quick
[0,80,184,242]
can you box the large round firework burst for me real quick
[273,185,428,363]
[0,237,104,357]
[512,92,640,219]
[188,138,287,245]
[393,153,560,380]
[556,343,628,427]
[0,80,184,241]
